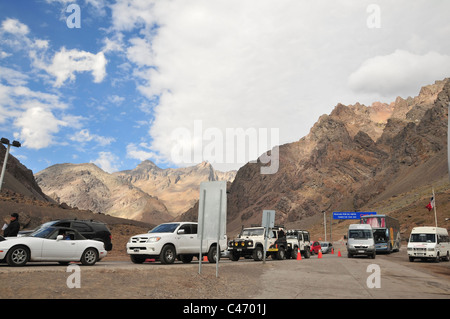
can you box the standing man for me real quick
[3,213,20,237]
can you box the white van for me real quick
[347,224,376,258]
[407,227,450,262]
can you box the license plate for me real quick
[236,248,242,251]
[358,250,365,253]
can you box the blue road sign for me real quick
[332,212,376,220]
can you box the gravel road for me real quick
[1,243,448,300]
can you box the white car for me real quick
[0,226,107,266]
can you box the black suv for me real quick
[20,219,113,251]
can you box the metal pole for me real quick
[330,213,332,242]
[432,187,437,227]
[216,189,222,278]
[198,189,206,275]
[0,144,11,192]
[323,211,327,241]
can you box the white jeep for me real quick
[286,229,311,259]
[228,226,288,261]
[126,222,227,264]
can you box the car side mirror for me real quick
[177,229,185,234]
[56,235,64,241]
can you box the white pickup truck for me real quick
[126,222,227,264]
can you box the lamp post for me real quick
[0,137,21,192]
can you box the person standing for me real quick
[3,213,20,237]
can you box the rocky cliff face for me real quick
[35,160,236,222]
[0,143,49,201]
[180,78,450,235]
[114,160,236,216]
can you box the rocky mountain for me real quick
[35,160,236,222]
[114,160,235,216]
[35,163,173,224]
[181,78,450,236]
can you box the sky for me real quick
[0,0,450,174]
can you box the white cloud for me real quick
[0,66,29,86]
[126,142,161,162]
[13,105,67,149]
[70,129,115,146]
[1,18,30,36]
[110,0,370,170]
[348,50,450,98]
[91,151,120,173]
[45,47,107,87]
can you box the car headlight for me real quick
[147,236,161,243]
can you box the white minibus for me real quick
[407,226,450,262]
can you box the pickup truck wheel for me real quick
[160,245,176,264]
[179,254,193,263]
[130,255,146,264]
[253,246,264,261]
[207,246,220,263]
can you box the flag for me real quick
[426,196,435,211]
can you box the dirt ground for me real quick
[0,259,264,299]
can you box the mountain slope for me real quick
[35,163,173,224]
[180,78,450,236]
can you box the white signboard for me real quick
[197,181,227,240]
[197,181,227,276]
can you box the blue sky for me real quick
[1,0,450,174]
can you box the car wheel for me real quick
[253,246,264,261]
[81,248,98,266]
[276,247,286,260]
[7,245,29,267]
[229,251,240,261]
[160,245,176,264]
[304,248,311,259]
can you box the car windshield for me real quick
[149,223,180,233]
[410,233,436,243]
[349,230,373,239]
[29,226,57,238]
[242,228,265,236]
[321,243,328,247]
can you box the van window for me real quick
[410,233,435,243]
[349,230,372,239]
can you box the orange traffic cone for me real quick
[331,248,334,254]
[338,250,342,257]
[318,250,322,259]
[203,255,208,262]
[297,248,302,260]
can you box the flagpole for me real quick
[432,187,437,227]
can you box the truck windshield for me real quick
[349,230,372,239]
[410,233,435,243]
[149,223,180,233]
[242,228,264,236]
